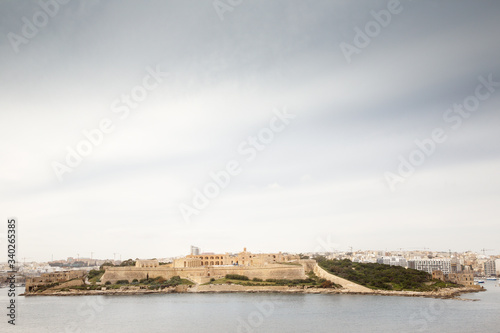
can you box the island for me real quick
[23,248,483,299]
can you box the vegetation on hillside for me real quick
[205,272,341,288]
[225,274,249,280]
[316,257,460,291]
[87,269,105,283]
[99,262,114,270]
[62,275,193,292]
[33,282,60,293]
[119,259,136,266]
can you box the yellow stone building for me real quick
[173,248,299,268]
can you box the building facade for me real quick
[377,256,407,267]
[135,260,159,268]
[408,259,451,274]
[173,248,299,268]
[431,270,474,286]
[484,260,497,277]
[25,270,86,292]
[447,272,474,286]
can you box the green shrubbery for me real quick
[214,272,340,288]
[88,269,104,280]
[225,274,249,281]
[69,285,103,290]
[265,278,315,286]
[99,262,114,270]
[35,282,60,292]
[139,276,185,288]
[316,257,450,291]
[119,259,136,267]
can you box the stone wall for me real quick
[100,267,173,283]
[26,270,86,292]
[299,259,317,272]
[101,264,306,284]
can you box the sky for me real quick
[1,0,499,262]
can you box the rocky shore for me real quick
[23,284,484,300]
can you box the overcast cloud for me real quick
[1,0,499,261]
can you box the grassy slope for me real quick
[204,272,342,288]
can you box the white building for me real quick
[408,259,451,274]
[377,256,407,267]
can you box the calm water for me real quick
[1,281,499,332]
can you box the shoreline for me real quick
[22,285,484,300]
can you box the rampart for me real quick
[101,264,306,284]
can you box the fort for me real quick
[432,270,475,286]
[23,249,483,299]
[101,248,306,284]
[25,270,86,292]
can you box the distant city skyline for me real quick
[1,1,500,262]
[2,246,498,264]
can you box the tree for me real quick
[100,262,114,270]
[120,259,136,267]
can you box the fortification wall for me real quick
[101,264,306,284]
[207,265,306,280]
[299,259,316,272]
[101,267,178,283]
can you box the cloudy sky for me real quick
[1,0,499,262]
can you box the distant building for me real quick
[431,270,474,286]
[447,272,474,286]
[173,248,299,268]
[191,246,200,256]
[450,259,462,273]
[408,259,451,274]
[25,270,86,292]
[135,259,159,268]
[377,256,407,267]
[432,270,445,281]
[484,260,497,277]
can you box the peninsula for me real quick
[24,248,483,299]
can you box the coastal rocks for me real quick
[23,284,484,300]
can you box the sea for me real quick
[1,281,499,333]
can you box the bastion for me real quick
[101,264,307,284]
[101,248,309,284]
